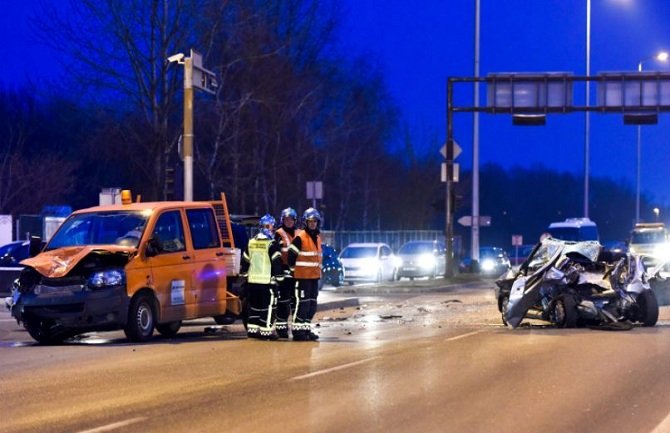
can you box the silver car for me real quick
[339,243,397,284]
[396,240,446,280]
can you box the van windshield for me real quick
[46,211,150,250]
[548,226,599,242]
[631,231,666,244]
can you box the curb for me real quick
[317,296,360,312]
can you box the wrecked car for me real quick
[10,198,241,344]
[494,237,659,330]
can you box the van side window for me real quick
[152,210,186,253]
[186,208,221,250]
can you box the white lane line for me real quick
[76,417,146,433]
[290,356,381,381]
[0,318,17,322]
[651,411,670,433]
[444,330,483,342]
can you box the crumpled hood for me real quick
[20,245,135,278]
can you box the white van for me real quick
[628,223,668,261]
[547,218,599,242]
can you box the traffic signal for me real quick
[165,167,175,200]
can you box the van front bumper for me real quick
[12,285,129,331]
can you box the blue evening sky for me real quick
[3,1,670,213]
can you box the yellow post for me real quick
[183,57,194,202]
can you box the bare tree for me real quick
[34,0,199,200]
[0,89,75,214]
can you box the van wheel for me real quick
[24,319,69,345]
[124,294,155,342]
[156,321,181,337]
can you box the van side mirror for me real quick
[29,236,43,257]
[145,235,162,257]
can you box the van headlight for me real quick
[88,269,125,289]
[653,244,670,261]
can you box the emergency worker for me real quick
[288,208,322,341]
[274,207,299,339]
[240,214,283,340]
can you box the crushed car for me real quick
[494,237,660,330]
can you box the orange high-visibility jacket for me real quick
[292,231,322,279]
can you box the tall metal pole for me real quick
[446,79,455,277]
[183,56,194,202]
[471,0,481,264]
[636,60,643,223]
[584,0,591,218]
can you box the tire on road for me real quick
[551,295,578,328]
[156,320,182,337]
[24,319,70,345]
[636,290,659,327]
[124,293,156,342]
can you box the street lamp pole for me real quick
[472,0,481,265]
[635,51,668,223]
[584,0,591,219]
[167,49,218,202]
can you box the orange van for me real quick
[10,199,241,344]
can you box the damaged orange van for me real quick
[10,198,241,344]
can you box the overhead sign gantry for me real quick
[444,71,670,276]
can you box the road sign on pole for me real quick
[458,215,491,226]
[440,141,462,160]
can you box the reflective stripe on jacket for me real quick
[293,230,322,279]
[248,237,272,284]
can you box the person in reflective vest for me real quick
[288,208,322,341]
[240,214,283,340]
[273,207,299,339]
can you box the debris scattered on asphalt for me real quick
[379,314,403,320]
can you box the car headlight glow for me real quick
[361,258,380,275]
[417,253,436,269]
[654,243,670,261]
[89,269,125,288]
[481,258,495,272]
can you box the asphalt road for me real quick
[4,279,670,433]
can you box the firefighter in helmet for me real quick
[288,208,322,341]
[273,207,299,339]
[240,214,283,340]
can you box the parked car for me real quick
[396,240,446,280]
[321,244,344,287]
[460,246,511,275]
[339,242,397,284]
[0,240,31,296]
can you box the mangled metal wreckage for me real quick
[495,238,660,330]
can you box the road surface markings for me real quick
[651,410,670,433]
[444,330,483,342]
[76,417,146,433]
[290,356,381,381]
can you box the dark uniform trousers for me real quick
[292,279,319,337]
[275,277,295,334]
[246,283,277,338]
